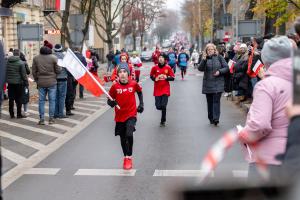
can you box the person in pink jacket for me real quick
[239,36,294,183]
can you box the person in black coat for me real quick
[281,104,300,182]
[198,43,229,126]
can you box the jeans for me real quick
[55,80,67,117]
[206,93,222,122]
[107,60,113,72]
[39,85,57,120]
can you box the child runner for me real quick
[167,48,177,74]
[130,51,143,83]
[150,53,175,127]
[107,63,144,170]
[177,47,190,80]
[110,53,135,83]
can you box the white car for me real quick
[141,50,152,62]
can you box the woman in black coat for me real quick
[198,43,229,126]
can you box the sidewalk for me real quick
[226,95,251,114]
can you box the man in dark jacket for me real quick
[0,41,6,119]
[106,50,115,72]
[6,49,27,118]
[74,48,87,99]
[53,44,68,119]
[32,46,61,125]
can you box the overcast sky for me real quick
[166,0,184,11]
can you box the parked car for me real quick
[141,50,152,62]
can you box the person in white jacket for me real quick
[130,51,143,83]
[191,49,199,69]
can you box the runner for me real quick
[152,47,161,65]
[111,53,135,83]
[167,48,177,73]
[150,53,175,127]
[177,47,190,80]
[107,63,144,170]
[130,51,143,83]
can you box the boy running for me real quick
[150,53,175,127]
[167,48,177,74]
[107,63,144,170]
[130,51,143,83]
[177,47,190,80]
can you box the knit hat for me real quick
[54,44,63,52]
[261,36,292,66]
[44,40,53,49]
[117,62,130,75]
[119,52,129,62]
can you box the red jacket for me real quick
[152,50,160,65]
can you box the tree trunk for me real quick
[108,40,114,53]
[61,0,71,47]
[245,0,257,20]
[133,33,137,51]
[140,33,144,50]
[265,15,277,35]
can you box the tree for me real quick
[253,0,300,34]
[92,0,137,51]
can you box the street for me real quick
[3,63,247,200]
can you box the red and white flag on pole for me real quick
[55,0,66,11]
[252,59,264,75]
[61,48,105,97]
[228,59,236,74]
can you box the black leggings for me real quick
[120,135,133,157]
[155,95,168,123]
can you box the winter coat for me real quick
[240,58,292,165]
[198,54,229,94]
[53,51,68,80]
[74,51,87,67]
[106,52,115,61]
[6,56,27,85]
[89,55,99,73]
[232,53,249,91]
[32,46,62,88]
[282,116,300,179]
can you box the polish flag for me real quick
[252,59,264,75]
[61,49,105,97]
[55,0,66,11]
[228,59,235,74]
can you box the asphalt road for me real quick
[3,63,247,200]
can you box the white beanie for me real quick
[261,36,292,66]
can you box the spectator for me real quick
[20,51,30,116]
[191,49,199,69]
[113,50,121,67]
[106,50,115,72]
[0,41,6,119]
[239,36,293,184]
[198,43,229,126]
[53,44,68,119]
[294,17,300,48]
[6,49,27,118]
[90,50,100,77]
[73,47,87,99]
[32,46,61,125]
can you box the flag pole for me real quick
[67,48,121,109]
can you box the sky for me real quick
[166,0,184,11]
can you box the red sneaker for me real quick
[126,158,133,170]
[123,158,128,170]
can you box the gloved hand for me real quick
[107,99,117,108]
[137,104,144,113]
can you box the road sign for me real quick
[238,20,262,37]
[17,24,43,41]
[69,14,84,30]
[70,31,84,46]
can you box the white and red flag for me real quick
[252,59,264,75]
[55,0,66,11]
[228,59,236,74]
[61,48,105,97]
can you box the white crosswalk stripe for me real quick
[0,130,46,150]
[24,168,61,175]
[153,170,215,177]
[75,101,105,107]
[1,147,27,164]
[232,170,248,178]
[27,109,79,124]
[30,104,90,117]
[0,119,61,138]
[74,169,136,176]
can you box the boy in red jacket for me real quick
[150,53,175,127]
[107,63,144,170]
[110,53,135,82]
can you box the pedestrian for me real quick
[281,104,300,182]
[20,51,30,116]
[65,71,76,116]
[32,46,61,125]
[73,48,87,99]
[107,62,144,170]
[152,47,160,65]
[198,43,229,126]
[53,44,68,119]
[113,50,121,67]
[130,51,142,83]
[177,47,190,80]
[106,50,115,72]
[150,53,175,127]
[6,49,27,118]
[89,50,100,77]
[167,48,177,73]
[294,17,300,48]
[0,41,6,119]
[191,49,199,69]
[239,36,293,184]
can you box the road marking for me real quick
[0,130,46,150]
[81,100,106,105]
[232,170,248,178]
[1,110,69,130]
[75,101,106,107]
[24,168,61,175]
[153,170,214,177]
[1,147,27,164]
[74,169,136,176]
[0,119,61,138]
[27,110,79,124]
[30,104,90,117]
[72,103,101,111]
[2,106,110,189]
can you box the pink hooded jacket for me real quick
[240,58,292,165]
